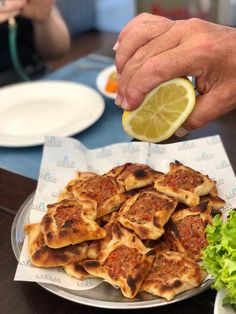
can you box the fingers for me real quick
[115,15,236,136]
[116,15,174,74]
[116,26,182,104]
[117,13,163,43]
[116,45,197,111]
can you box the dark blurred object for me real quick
[135,0,236,26]
[0,17,35,73]
[0,59,48,86]
[0,17,47,86]
[136,0,218,21]
[0,62,48,87]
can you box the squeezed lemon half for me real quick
[122,78,196,143]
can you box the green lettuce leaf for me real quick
[202,210,236,305]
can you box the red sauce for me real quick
[76,176,117,205]
[54,202,83,229]
[161,169,204,191]
[176,215,207,259]
[147,254,185,283]
[105,245,142,280]
[124,192,173,224]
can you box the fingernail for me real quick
[121,97,130,110]
[113,41,119,51]
[175,127,189,137]
[115,93,123,106]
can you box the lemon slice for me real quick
[122,78,196,143]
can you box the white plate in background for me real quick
[214,290,235,314]
[96,65,117,99]
[0,81,105,147]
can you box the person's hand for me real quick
[0,0,27,22]
[21,0,55,22]
[114,13,236,132]
[0,0,55,23]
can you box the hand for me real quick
[21,0,55,22]
[115,13,236,131]
[0,0,27,22]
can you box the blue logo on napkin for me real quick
[57,155,75,168]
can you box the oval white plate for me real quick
[214,290,235,314]
[96,65,117,99]
[0,81,105,147]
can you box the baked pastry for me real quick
[154,161,215,206]
[41,198,106,248]
[23,160,223,301]
[63,174,126,218]
[64,260,94,280]
[96,212,113,227]
[24,223,87,267]
[142,249,206,301]
[163,201,212,261]
[200,186,226,212]
[117,190,178,240]
[106,162,163,191]
[87,213,120,259]
[84,220,155,298]
[58,171,97,201]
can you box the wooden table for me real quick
[1,30,236,314]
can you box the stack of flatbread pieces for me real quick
[24,161,226,301]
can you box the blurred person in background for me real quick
[114,13,236,136]
[0,0,70,85]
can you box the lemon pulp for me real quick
[122,78,195,143]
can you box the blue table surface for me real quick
[0,54,131,180]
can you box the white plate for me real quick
[214,290,235,314]
[96,65,117,99]
[0,81,105,147]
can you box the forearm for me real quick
[32,6,70,59]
